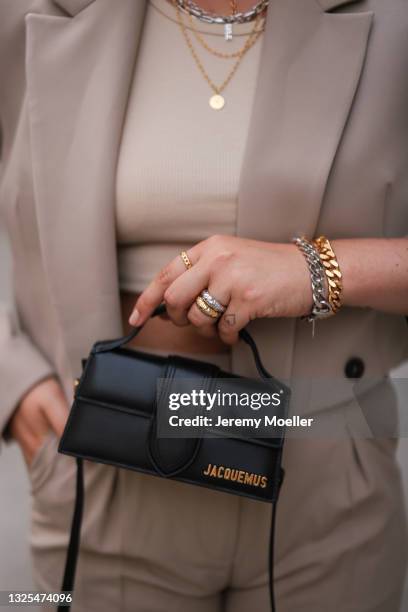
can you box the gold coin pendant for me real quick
[209,94,225,110]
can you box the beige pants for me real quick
[28,399,407,612]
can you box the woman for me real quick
[0,0,407,610]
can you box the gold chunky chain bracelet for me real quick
[312,236,343,313]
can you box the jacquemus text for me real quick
[202,464,268,488]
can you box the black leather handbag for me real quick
[58,304,290,612]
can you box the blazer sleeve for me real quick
[0,300,56,445]
[0,128,55,445]
[0,8,56,447]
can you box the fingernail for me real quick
[129,309,140,326]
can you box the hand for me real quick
[130,235,313,345]
[8,376,69,467]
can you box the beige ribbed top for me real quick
[115,0,263,293]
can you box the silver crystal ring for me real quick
[201,290,227,313]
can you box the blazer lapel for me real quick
[238,0,373,242]
[25,0,147,376]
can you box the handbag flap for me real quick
[75,349,288,455]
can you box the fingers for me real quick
[187,297,248,345]
[129,238,243,342]
[185,301,219,338]
[164,260,212,326]
[217,301,250,345]
[40,381,69,437]
[130,249,198,326]
[8,376,68,466]
[185,280,231,336]
[9,400,50,466]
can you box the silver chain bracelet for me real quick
[292,236,332,335]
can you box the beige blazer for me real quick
[0,0,407,438]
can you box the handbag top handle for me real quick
[91,303,285,386]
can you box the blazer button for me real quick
[344,357,365,379]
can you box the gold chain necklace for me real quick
[174,1,264,110]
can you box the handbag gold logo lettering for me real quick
[202,463,268,488]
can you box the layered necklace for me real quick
[171,0,268,110]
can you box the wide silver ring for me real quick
[200,289,227,313]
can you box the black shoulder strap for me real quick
[57,458,84,612]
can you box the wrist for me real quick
[289,243,315,317]
[330,239,357,308]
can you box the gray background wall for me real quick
[0,227,407,609]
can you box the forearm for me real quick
[331,238,408,315]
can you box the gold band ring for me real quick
[195,296,220,319]
[180,251,193,270]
